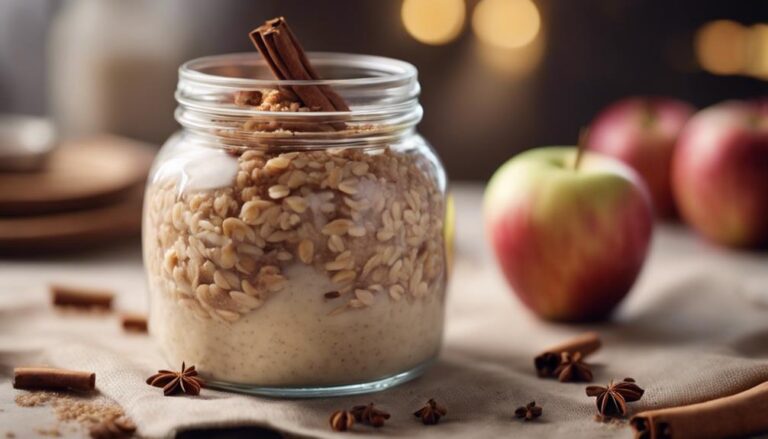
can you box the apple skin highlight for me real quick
[672,100,768,248]
[485,147,653,322]
[588,97,694,218]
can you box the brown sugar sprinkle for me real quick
[89,416,136,439]
[15,391,57,407]
[234,90,263,107]
[16,391,133,436]
[144,130,446,324]
[35,428,61,437]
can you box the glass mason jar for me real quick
[142,53,448,397]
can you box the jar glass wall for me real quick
[142,53,448,397]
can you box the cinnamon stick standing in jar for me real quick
[50,285,114,310]
[534,332,601,378]
[13,367,95,391]
[630,381,768,439]
[249,17,349,130]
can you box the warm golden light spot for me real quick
[476,31,545,76]
[695,20,748,75]
[472,0,541,50]
[402,0,466,45]
[746,24,768,79]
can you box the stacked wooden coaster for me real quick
[0,135,155,254]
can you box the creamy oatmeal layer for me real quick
[143,130,447,385]
[150,265,443,385]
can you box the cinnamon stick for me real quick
[249,17,349,130]
[50,285,114,310]
[121,313,148,333]
[13,367,95,391]
[534,332,601,378]
[630,381,768,439]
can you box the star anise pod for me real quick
[534,351,562,378]
[145,362,204,396]
[413,398,447,425]
[514,401,543,421]
[329,410,355,432]
[586,378,645,418]
[351,403,391,427]
[553,352,593,382]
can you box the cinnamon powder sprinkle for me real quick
[15,391,133,437]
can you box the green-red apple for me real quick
[485,147,653,322]
[587,97,694,217]
[672,100,768,248]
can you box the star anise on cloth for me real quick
[586,378,645,418]
[351,403,391,427]
[553,352,594,382]
[514,401,543,421]
[414,398,447,425]
[145,362,204,396]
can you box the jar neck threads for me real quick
[175,52,422,148]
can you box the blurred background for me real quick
[1,0,766,180]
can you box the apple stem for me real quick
[574,127,589,170]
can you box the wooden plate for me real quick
[0,187,143,254]
[0,136,155,215]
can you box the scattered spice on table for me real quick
[120,313,148,333]
[414,398,447,425]
[553,352,594,382]
[15,390,133,437]
[145,362,204,396]
[515,401,543,421]
[586,378,645,418]
[323,291,341,300]
[13,367,95,391]
[50,285,114,311]
[630,380,768,439]
[535,332,602,378]
[351,403,390,427]
[329,410,355,432]
[89,416,136,439]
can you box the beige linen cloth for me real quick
[2,186,768,438]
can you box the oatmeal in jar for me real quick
[143,46,447,396]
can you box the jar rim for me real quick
[175,52,423,145]
[179,52,418,90]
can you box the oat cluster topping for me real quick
[145,107,446,322]
[235,89,312,113]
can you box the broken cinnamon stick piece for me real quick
[534,332,601,378]
[121,313,148,333]
[13,367,95,391]
[249,17,349,130]
[50,285,114,310]
[630,381,768,439]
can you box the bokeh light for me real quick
[401,0,466,45]
[695,20,748,75]
[746,24,768,79]
[695,20,768,79]
[472,0,541,50]
[476,31,544,76]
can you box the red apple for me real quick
[485,147,653,322]
[588,97,695,217]
[672,100,768,248]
